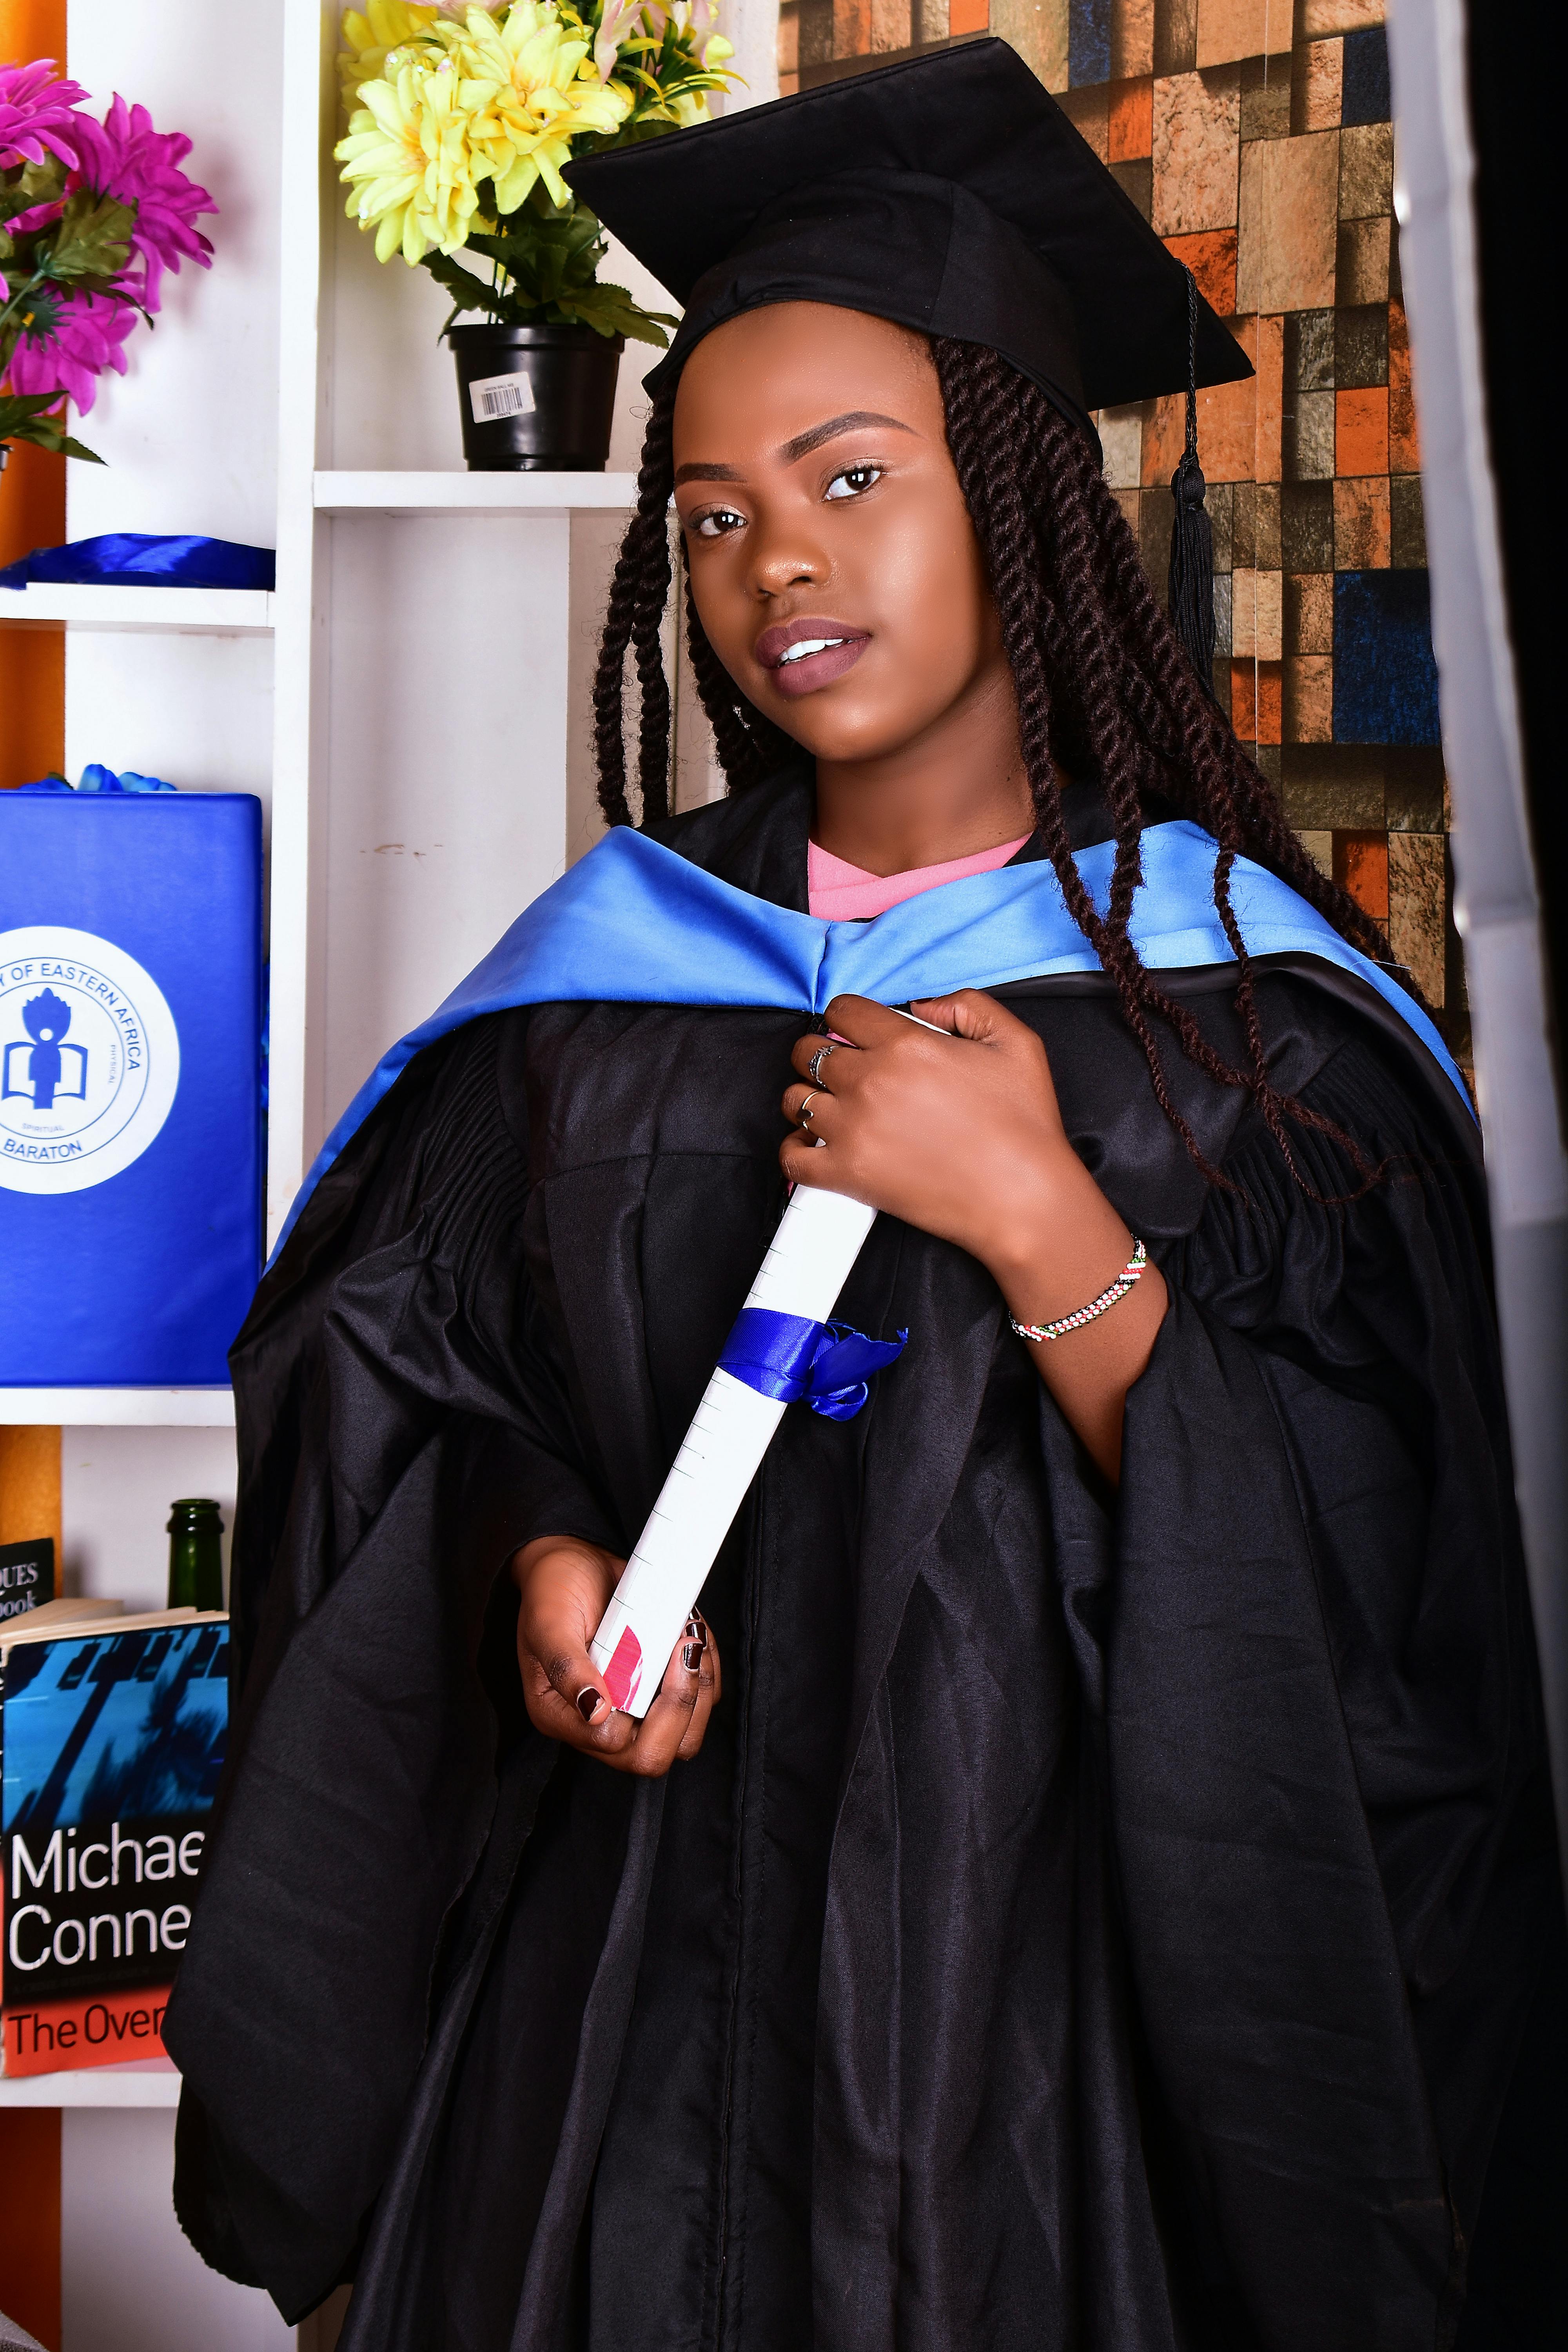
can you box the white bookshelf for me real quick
[314,469,637,516]
[0,1389,236,1427]
[0,2065,181,2109]
[0,582,275,631]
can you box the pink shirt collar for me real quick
[806,834,1031,922]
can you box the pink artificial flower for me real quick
[66,95,216,315]
[0,58,91,171]
[4,286,134,412]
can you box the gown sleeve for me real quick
[166,1011,614,2317]
[1100,1012,1552,2339]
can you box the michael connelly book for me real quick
[1,1612,227,2075]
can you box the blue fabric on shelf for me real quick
[0,533,276,592]
[15,764,176,794]
[717,1307,909,1419]
[270,816,1473,1266]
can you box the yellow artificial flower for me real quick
[338,2,442,105]
[335,57,488,263]
[435,3,631,212]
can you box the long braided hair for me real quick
[594,338,1405,1185]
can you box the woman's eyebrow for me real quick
[673,410,916,486]
[778,410,915,463]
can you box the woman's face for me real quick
[671,303,1008,766]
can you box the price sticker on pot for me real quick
[469,371,535,422]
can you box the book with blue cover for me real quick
[0,791,263,1383]
[0,1604,228,2075]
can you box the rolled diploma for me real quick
[589,1182,877,1717]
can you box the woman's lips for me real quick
[755,615,871,700]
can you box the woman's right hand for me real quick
[511,1534,721,1773]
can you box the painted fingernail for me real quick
[688,1610,710,1649]
[577,1687,603,1722]
[682,1641,702,1673]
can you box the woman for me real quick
[169,43,1559,2352]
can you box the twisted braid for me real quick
[593,337,1410,1187]
[592,392,791,820]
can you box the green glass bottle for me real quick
[167,1498,225,1612]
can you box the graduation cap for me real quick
[567,38,1251,685]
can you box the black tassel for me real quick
[1167,267,1217,697]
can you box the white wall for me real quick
[62,2110,292,2352]
[62,1426,238,1613]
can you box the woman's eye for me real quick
[824,464,883,502]
[693,506,746,539]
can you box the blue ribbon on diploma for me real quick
[0,533,276,592]
[718,1307,907,1421]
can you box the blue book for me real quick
[0,1609,228,2074]
[0,793,263,1383]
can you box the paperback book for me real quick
[1,1601,227,2075]
[0,1538,54,1625]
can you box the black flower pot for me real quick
[446,321,624,472]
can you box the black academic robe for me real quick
[167,774,1563,2352]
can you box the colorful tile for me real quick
[1231,566,1283,659]
[1337,215,1391,305]
[1099,403,1145,488]
[1387,831,1444,1005]
[1334,302,1387,387]
[1211,568,1234,655]
[1298,828,1334,878]
[1070,0,1114,82]
[1335,385,1388,475]
[1285,387,1336,479]
[870,0,913,40]
[1112,158,1154,218]
[1160,226,1237,313]
[1239,53,1292,141]
[947,0,989,28]
[1231,659,1283,744]
[1339,23,1390,124]
[1335,828,1388,922]
[833,0,872,54]
[1334,570,1441,744]
[1206,477,1236,570]
[797,0,835,66]
[1287,308,1335,390]
[1281,743,1385,828]
[1152,68,1241,234]
[1112,0,1156,79]
[1143,328,1257,484]
[1254,312,1283,480]
[1254,480,1281,566]
[913,0,953,34]
[1296,36,1341,132]
[1286,570,1334,652]
[1384,747,1445,831]
[1334,475,1390,567]
[1338,120,1392,220]
[1282,479,1335,570]
[1237,131,1339,311]
[990,0,1068,89]
[1390,474,1426,569]
[1285,654,1334,742]
[1109,74,1155,156]
[1111,486,1142,541]
[1231,478,1257,566]
[1138,475,1176,581]
[1301,0,1385,31]
[1153,0,1199,78]
[1194,0,1271,67]
[1062,83,1111,160]
[1388,300,1420,470]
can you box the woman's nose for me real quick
[746,506,829,601]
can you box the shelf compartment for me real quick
[314,470,637,517]
[0,582,275,633]
[0,1388,236,1427]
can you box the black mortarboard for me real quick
[567,39,1249,686]
[565,38,1252,439]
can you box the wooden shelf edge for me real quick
[0,1390,236,1428]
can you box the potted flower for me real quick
[1,59,215,473]
[336,2,735,470]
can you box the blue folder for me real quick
[0,793,263,1385]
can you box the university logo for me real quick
[0,927,180,1196]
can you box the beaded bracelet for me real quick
[1009,1238,1149,1344]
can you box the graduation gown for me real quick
[166,773,1562,2352]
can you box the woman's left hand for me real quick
[781,992,1167,1480]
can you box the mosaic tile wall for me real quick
[776,0,1462,1059]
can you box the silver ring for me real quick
[798,1092,818,1128]
[808,1042,836,1087]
